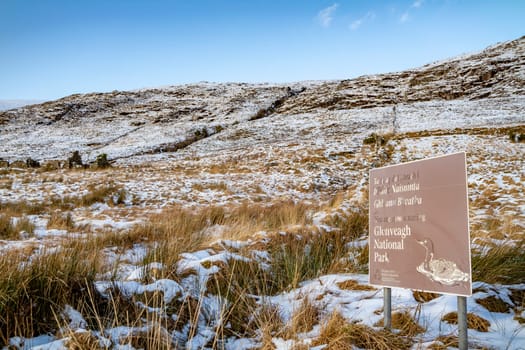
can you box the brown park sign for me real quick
[369,152,472,296]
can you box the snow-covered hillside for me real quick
[0,36,524,164]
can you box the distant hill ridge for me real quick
[0,36,524,163]
[0,100,44,112]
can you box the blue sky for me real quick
[0,0,523,100]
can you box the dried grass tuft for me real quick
[313,311,412,350]
[374,310,425,337]
[286,297,320,337]
[441,312,490,332]
[337,279,376,291]
[64,330,107,350]
[412,291,440,303]
[428,335,458,349]
[47,211,75,230]
[475,295,512,313]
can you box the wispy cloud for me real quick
[350,11,376,30]
[411,0,424,8]
[317,3,338,27]
[400,0,423,23]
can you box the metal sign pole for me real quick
[457,296,468,350]
[384,287,392,330]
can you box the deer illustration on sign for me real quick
[416,238,469,286]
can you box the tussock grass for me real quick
[0,200,370,345]
[0,214,35,239]
[62,285,176,349]
[0,240,101,343]
[222,200,314,240]
[286,297,319,336]
[207,258,271,338]
[256,303,284,337]
[47,211,75,230]
[266,229,351,292]
[472,238,525,284]
[76,184,122,207]
[323,208,368,241]
[135,206,213,279]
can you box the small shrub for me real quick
[508,131,525,143]
[193,128,209,139]
[95,153,111,169]
[363,132,389,146]
[26,158,40,168]
[68,151,83,168]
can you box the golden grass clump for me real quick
[47,211,75,230]
[119,325,173,350]
[0,214,35,239]
[0,239,102,343]
[286,297,320,336]
[256,303,285,336]
[135,206,212,275]
[216,200,315,241]
[427,335,459,349]
[206,258,271,338]
[64,330,106,350]
[337,279,376,291]
[0,184,124,217]
[323,208,368,241]
[313,311,412,350]
[475,295,512,313]
[76,184,122,207]
[510,288,525,308]
[374,310,425,337]
[441,312,491,332]
[265,229,352,292]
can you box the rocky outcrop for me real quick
[276,36,525,113]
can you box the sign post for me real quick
[384,287,392,329]
[369,152,471,347]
